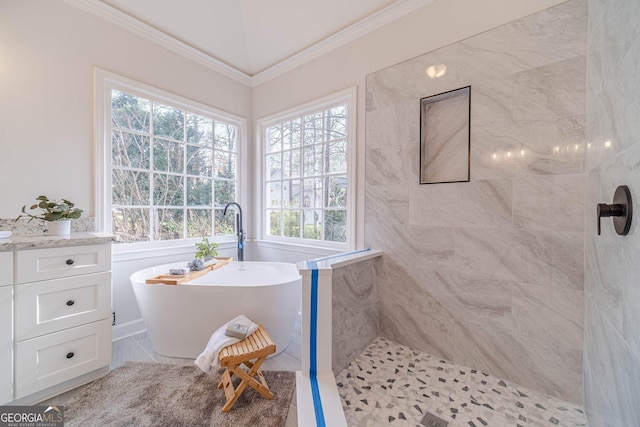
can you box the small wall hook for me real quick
[597,185,632,235]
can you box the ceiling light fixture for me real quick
[425,64,447,79]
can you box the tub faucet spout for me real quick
[223,202,244,261]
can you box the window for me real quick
[260,88,355,248]
[96,70,245,246]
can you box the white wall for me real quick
[0,0,251,219]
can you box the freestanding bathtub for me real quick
[130,261,301,359]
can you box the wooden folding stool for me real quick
[217,324,277,412]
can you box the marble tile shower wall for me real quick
[331,258,379,374]
[364,0,587,404]
[584,0,640,425]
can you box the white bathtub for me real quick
[130,261,301,359]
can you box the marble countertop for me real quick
[0,232,115,250]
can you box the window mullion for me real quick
[211,134,216,236]
[279,207,284,238]
[298,178,303,239]
[182,112,187,239]
[149,101,156,242]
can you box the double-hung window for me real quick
[259,88,356,249]
[96,70,245,247]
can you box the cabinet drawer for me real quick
[15,319,111,399]
[16,272,111,340]
[0,251,13,286]
[16,244,111,283]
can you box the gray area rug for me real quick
[64,361,295,427]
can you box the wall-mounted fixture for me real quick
[597,185,632,235]
[425,64,447,79]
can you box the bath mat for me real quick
[63,361,295,427]
[420,412,449,427]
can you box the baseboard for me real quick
[112,318,146,341]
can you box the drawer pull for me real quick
[66,352,75,359]
[66,259,75,265]
[66,300,75,306]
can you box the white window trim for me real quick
[255,87,357,251]
[94,68,248,253]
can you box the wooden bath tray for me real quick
[145,257,232,285]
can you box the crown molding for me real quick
[250,0,435,86]
[64,0,434,88]
[63,0,252,86]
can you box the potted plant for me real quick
[194,237,218,261]
[16,195,83,236]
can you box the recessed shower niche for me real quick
[419,86,470,184]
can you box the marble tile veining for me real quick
[456,0,587,84]
[511,284,583,351]
[376,249,584,403]
[512,55,586,122]
[332,258,380,374]
[585,0,640,424]
[408,179,513,229]
[414,266,513,331]
[366,224,455,272]
[583,297,640,427]
[463,323,584,405]
[453,227,530,284]
[471,115,586,180]
[512,174,584,232]
[420,87,470,183]
[365,184,410,226]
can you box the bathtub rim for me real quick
[130,260,302,287]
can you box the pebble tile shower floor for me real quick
[336,338,588,427]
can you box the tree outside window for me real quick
[111,90,238,243]
[264,103,348,244]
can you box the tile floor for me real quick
[336,337,588,427]
[41,323,588,427]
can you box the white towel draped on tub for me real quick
[194,315,258,373]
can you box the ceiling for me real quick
[65,0,432,83]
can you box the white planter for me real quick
[46,220,71,236]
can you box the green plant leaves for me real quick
[16,195,83,222]
[194,237,218,259]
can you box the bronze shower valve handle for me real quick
[597,185,632,236]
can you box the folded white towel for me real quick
[194,315,259,373]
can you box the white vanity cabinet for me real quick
[0,251,14,405]
[12,243,112,400]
